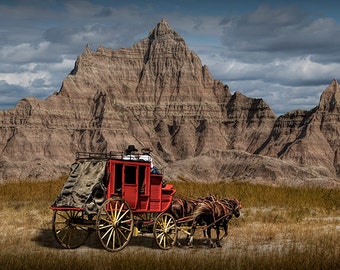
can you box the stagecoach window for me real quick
[124,166,136,184]
[138,166,146,191]
[115,164,123,191]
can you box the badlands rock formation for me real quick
[0,19,339,187]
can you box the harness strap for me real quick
[200,213,232,231]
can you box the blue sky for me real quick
[1,0,340,115]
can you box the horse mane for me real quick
[227,198,242,209]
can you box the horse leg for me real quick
[187,220,197,248]
[175,223,182,247]
[215,222,222,247]
[184,221,193,246]
[202,229,208,244]
[206,226,215,248]
[220,219,229,241]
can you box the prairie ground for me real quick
[0,179,339,270]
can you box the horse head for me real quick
[224,198,242,218]
[230,198,242,218]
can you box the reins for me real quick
[199,212,232,231]
[191,198,235,231]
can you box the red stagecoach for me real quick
[51,151,177,251]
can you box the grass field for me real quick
[0,177,339,270]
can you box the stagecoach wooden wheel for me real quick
[96,197,134,252]
[153,213,177,250]
[52,210,91,249]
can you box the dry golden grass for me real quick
[0,178,339,269]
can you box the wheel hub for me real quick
[112,220,119,228]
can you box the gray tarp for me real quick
[52,160,107,214]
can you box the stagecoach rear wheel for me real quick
[153,213,178,250]
[52,210,91,249]
[96,197,134,252]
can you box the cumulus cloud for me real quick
[0,42,60,63]
[0,1,156,110]
[220,5,340,58]
[0,1,339,116]
[191,4,340,115]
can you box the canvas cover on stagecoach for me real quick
[52,160,107,214]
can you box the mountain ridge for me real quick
[0,19,339,187]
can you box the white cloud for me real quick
[0,70,50,88]
[199,52,335,115]
[0,41,58,63]
[0,1,339,116]
[225,79,324,115]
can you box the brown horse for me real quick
[188,198,242,248]
[168,195,217,246]
[167,198,198,246]
[169,195,217,220]
[169,198,197,220]
[217,198,242,242]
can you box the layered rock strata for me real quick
[0,20,339,187]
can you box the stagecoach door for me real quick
[123,165,138,209]
[123,165,148,210]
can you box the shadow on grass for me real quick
[31,229,61,249]
[32,229,207,251]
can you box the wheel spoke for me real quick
[52,210,90,249]
[166,217,172,227]
[104,208,112,220]
[160,234,165,247]
[166,233,176,242]
[56,224,69,234]
[101,225,113,240]
[115,229,122,247]
[99,223,113,230]
[66,228,73,247]
[119,224,132,232]
[113,201,118,219]
[105,227,113,248]
[96,198,133,252]
[116,208,130,222]
[116,227,129,241]
[111,229,116,249]
[156,231,164,239]
[116,202,123,218]
[59,228,70,243]
[167,224,176,230]
[153,213,177,250]
[57,212,68,220]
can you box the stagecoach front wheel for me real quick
[96,197,134,252]
[52,210,91,249]
[153,213,177,250]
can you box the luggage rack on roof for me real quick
[76,151,124,160]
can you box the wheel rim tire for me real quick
[96,197,134,252]
[153,213,177,250]
[52,210,90,249]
